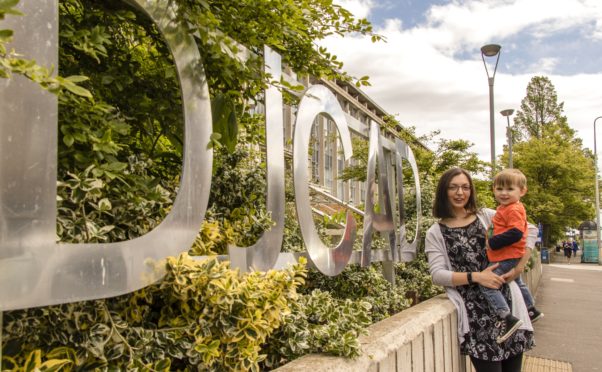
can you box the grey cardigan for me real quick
[425,208,537,343]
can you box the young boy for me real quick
[483,168,543,343]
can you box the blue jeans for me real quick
[480,258,535,317]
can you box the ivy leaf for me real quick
[0,0,23,16]
[38,359,73,372]
[105,343,125,360]
[105,161,128,172]
[101,75,114,85]
[63,83,92,98]
[0,29,13,41]
[98,225,115,234]
[23,349,42,372]
[45,346,77,361]
[0,0,20,10]
[154,359,171,371]
[65,75,89,83]
[98,198,112,212]
[208,132,222,150]
[63,134,74,147]
[211,93,238,153]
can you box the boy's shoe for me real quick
[528,307,544,323]
[496,314,524,344]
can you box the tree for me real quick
[396,125,493,210]
[512,136,594,245]
[509,76,595,245]
[513,76,566,141]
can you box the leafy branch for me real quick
[0,0,92,98]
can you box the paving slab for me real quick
[524,355,572,372]
[526,252,602,372]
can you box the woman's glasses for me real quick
[448,184,471,192]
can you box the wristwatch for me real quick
[467,272,474,285]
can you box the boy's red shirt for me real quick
[487,201,527,262]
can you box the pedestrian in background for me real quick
[572,240,579,259]
[563,240,572,263]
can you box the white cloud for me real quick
[527,57,559,74]
[323,0,602,162]
[424,0,601,49]
[333,0,374,19]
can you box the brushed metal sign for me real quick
[0,0,421,310]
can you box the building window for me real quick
[347,157,356,204]
[284,105,296,150]
[360,180,366,203]
[324,120,334,192]
[347,107,353,119]
[311,118,320,183]
[337,149,345,200]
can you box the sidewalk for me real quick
[525,250,602,372]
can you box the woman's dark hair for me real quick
[432,167,478,218]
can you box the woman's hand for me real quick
[501,265,524,282]
[474,263,505,289]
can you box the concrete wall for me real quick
[524,254,543,296]
[275,258,542,372]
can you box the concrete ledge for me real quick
[274,294,461,372]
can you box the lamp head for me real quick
[481,44,501,57]
[500,109,514,117]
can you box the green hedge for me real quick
[3,255,305,371]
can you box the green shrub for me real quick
[2,255,306,371]
[395,253,444,303]
[189,145,274,257]
[261,289,372,369]
[301,265,411,322]
[525,246,540,272]
[1,348,74,372]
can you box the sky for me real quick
[324,0,602,165]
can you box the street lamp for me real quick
[481,44,502,175]
[594,116,602,265]
[501,109,515,168]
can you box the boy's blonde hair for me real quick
[493,168,527,190]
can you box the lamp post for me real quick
[501,109,515,168]
[481,44,502,175]
[594,116,602,265]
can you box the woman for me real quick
[425,168,537,372]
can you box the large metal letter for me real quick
[361,121,395,267]
[0,0,212,310]
[293,85,356,276]
[394,139,421,261]
[228,46,285,271]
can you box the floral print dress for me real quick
[439,218,534,361]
